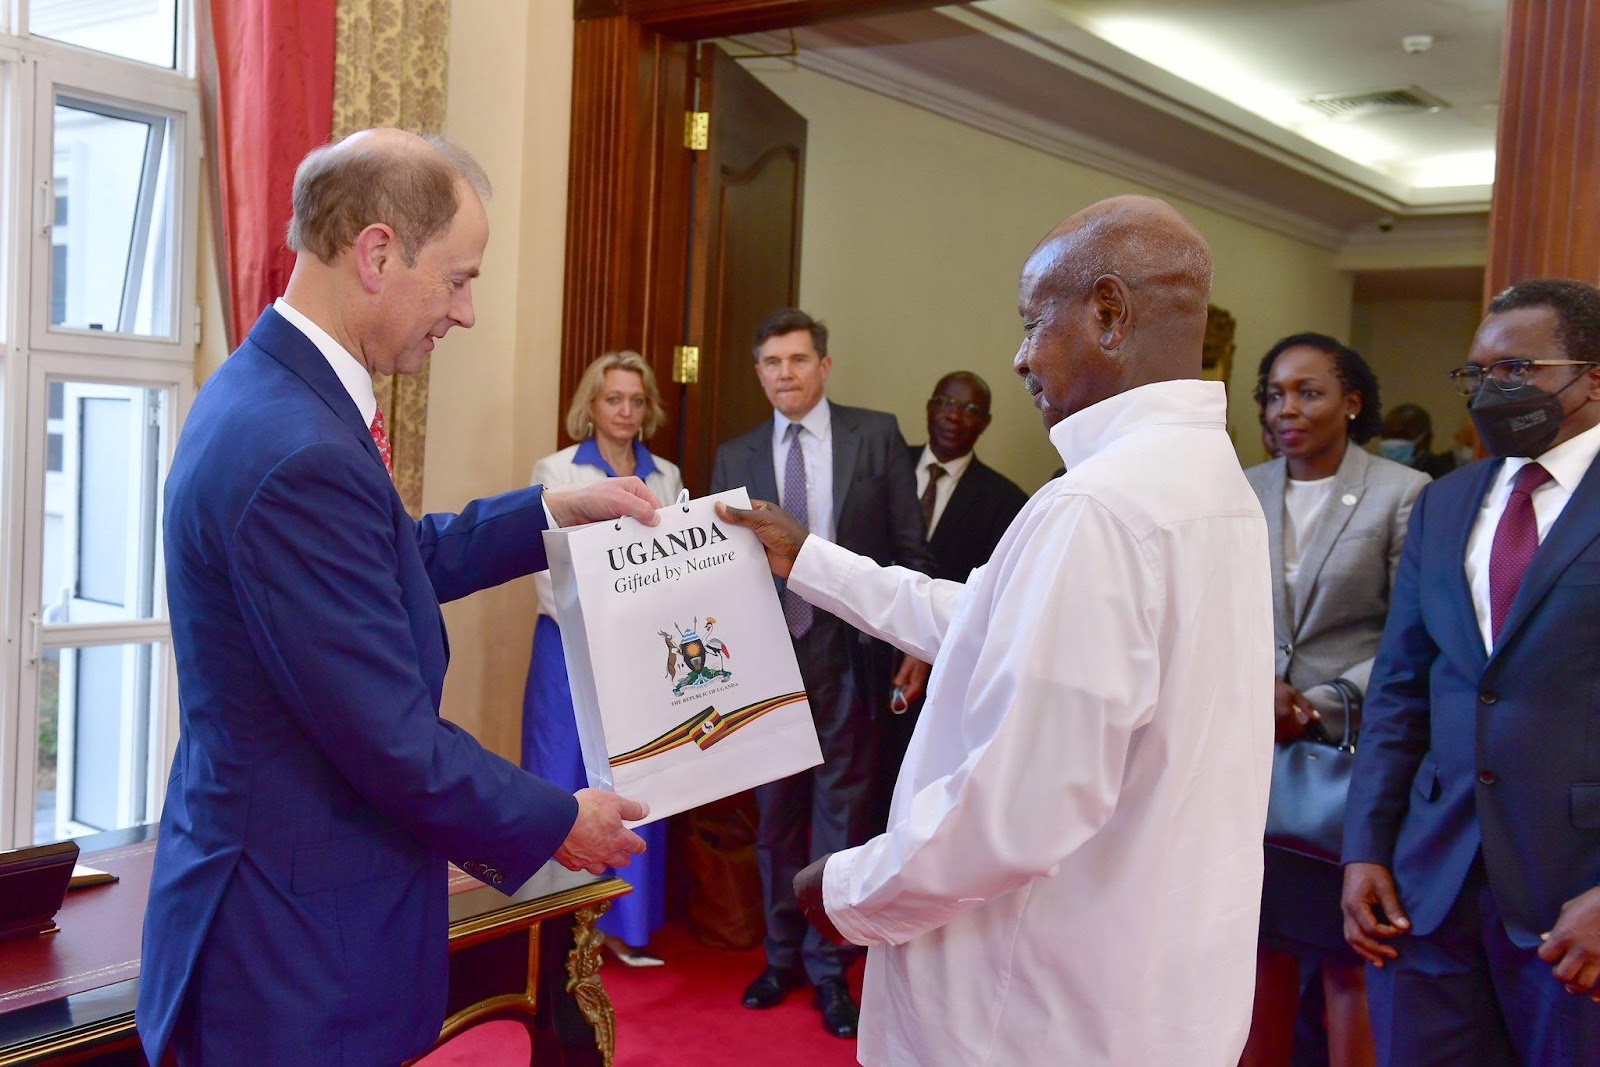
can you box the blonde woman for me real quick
[523,352,682,965]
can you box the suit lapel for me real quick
[1289,445,1367,633]
[935,457,983,549]
[1260,459,1290,638]
[1492,451,1600,656]
[249,306,385,472]
[831,406,861,528]
[746,426,779,505]
[1439,460,1499,670]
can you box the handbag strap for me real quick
[1327,678,1360,751]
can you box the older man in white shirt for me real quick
[719,195,1274,1065]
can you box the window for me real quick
[0,3,197,848]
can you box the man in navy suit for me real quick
[1343,279,1600,1064]
[138,129,657,1066]
[710,309,931,1038]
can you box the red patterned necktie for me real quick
[1487,461,1553,642]
[370,408,393,478]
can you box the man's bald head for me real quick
[1032,195,1212,322]
[1013,196,1214,426]
[286,128,492,266]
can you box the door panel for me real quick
[680,44,806,494]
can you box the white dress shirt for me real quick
[788,379,1273,1066]
[1282,473,1335,616]
[914,445,973,537]
[1464,418,1600,652]
[274,297,376,426]
[771,399,836,544]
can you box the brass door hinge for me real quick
[684,111,709,151]
[673,345,701,384]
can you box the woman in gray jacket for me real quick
[1241,334,1429,1067]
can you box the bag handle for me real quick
[1326,677,1360,752]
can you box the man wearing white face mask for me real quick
[1379,402,1457,480]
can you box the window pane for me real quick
[40,382,167,622]
[34,642,162,844]
[51,98,177,338]
[29,0,179,70]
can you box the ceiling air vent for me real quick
[1304,85,1449,120]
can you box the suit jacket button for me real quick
[1480,691,1497,705]
[1478,770,1497,785]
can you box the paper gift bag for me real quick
[541,488,822,824]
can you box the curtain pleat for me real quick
[333,0,452,518]
[199,0,337,348]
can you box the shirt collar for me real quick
[1049,379,1226,470]
[775,397,831,440]
[574,436,659,480]
[918,444,974,481]
[273,297,377,427]
[1502,416,1600,492]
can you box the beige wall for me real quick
[744,63,1355,485]
[425,2,573,758]
[1351,297,1481,450]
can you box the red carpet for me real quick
[606,923,864,1066]
[421,923,864,1065]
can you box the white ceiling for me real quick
[732,0,1503,254]
[1021,0,1503,190]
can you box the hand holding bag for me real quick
[1263,679,1358,864]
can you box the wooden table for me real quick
[0,827,626,1066]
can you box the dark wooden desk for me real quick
[0,827,626,1066]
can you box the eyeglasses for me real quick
[1446,359,1599,396]
[929,395,988,418]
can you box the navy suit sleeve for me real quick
[416,485,550,604]
[230,443,578,891]
[1343,483,1439,868]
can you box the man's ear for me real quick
[1585,365,1600,402]
[353,223,397,294]
[1091,275,1133,351]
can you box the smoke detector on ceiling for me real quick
[1304,85,1449,121]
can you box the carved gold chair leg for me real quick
[565,901,617,1067]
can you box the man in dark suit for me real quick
[870,371,1027,826]
[710,308,931,1038]
[908,371,1028,582]
[138,129,654,1066]
[1343,279,1600,1064]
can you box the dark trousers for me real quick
[1369,858,1600,1065]
[756,619,880,984]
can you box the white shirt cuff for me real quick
[822,845,883,947]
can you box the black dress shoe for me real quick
[741,966,802,1009]
[813,977,859,1039]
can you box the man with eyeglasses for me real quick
[1344,278,1600,1064]
[868,373,1029,829]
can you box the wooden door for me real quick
[677,44,807,494]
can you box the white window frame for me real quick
[0,7,198,850]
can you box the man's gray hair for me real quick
[285,132,492,266]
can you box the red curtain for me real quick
[198,0,337,348]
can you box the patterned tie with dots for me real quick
[781,422,814,638]
[1487,462,1553,643]
[370,408,394,478]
